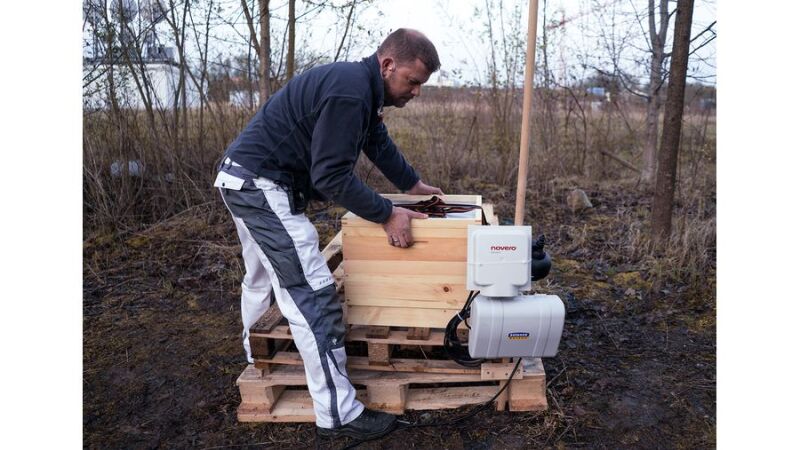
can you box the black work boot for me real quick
[316,408,397,440]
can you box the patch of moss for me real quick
[612,271,651,290]
[126,235,151,249]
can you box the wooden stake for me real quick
[514,0,541,226]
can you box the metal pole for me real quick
[514,0,540,226]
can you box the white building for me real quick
[83,61,203,111]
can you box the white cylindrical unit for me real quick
[467,294,565,358]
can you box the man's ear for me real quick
[380,56,395,75]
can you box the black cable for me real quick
[443,290,485,368]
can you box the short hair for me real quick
[377,28,440,73]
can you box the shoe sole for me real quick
[317,420,398,441]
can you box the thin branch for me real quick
[333,1,356,62]
[240,0,261,54]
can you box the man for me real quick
[213,29,443,440]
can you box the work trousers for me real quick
[214,160,364,428]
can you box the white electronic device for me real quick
[465,225,565,359]
[467,225,532,297]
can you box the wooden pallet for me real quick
[237,358,546,422]
[239,213,548,422]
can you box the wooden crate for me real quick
[240,228,548,423]
[341,194,490,328]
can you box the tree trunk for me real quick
[641,0,669,183]
[258,0,271,105]
[180,0,190,151]
[286,0,296,80]
[651,0,694,244]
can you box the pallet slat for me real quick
[342,236,468,262]
[346,305,461,329]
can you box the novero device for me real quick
[465,225,565,359]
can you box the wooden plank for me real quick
[343,226,470,239]
[342,215,481,227]
[482,203,494,222]
[249,302,284,334]
[342,235,467,262]
[261,352,482,374]
[345,296,467,310]
[345,273,466,299]
[343,260,465,276]
[342,216,481,228]
[405,386,497,410]
[250,325,292,340]
[240,364,489,387]
[346,305,461,328]
[321,231,343,271]
[332,263,345,293]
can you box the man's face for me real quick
[381,57,432,108]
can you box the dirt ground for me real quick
[83,180,716,449]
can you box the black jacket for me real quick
[223,53,420,223]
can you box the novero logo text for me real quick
[490,245,517,251]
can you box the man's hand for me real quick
[405,180,444,196]
[382,206,428,248]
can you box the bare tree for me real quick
[163,0,192,150]
[482,0,525,185]
[651,0,694,243]
[240,0,271,105]
[642,0,671,183]
[259,0,272,103]
[287,0,296,79]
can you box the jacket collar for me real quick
[362,52,384,119]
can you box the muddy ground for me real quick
[83,180,716,449]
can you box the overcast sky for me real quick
[83,0,717,87]
[298,0,717,86]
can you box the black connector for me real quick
[531,234,551,281]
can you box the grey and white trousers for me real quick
[214,159,364,428]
